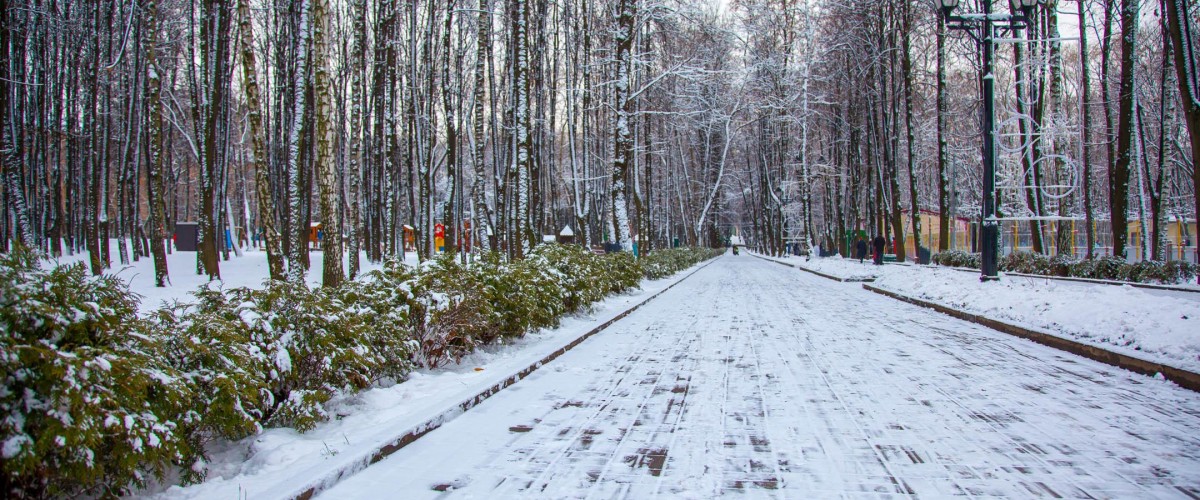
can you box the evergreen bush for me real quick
[639,247,720,279]
[0,249,193,497]
[929,247,1197,285]
[407,255,492,368]
[2,242,721,493]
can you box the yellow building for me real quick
[895,209,974,258]
[890,210,1198,263]
[1126,217,1198,262]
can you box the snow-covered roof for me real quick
[560,225,575,236]
[543,235,557,243]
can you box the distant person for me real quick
[855,237,868,263]
[872,234,886,265]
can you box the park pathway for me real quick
[322,254,1200,499]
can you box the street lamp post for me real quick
[935,0,1036,281]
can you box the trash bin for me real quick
[918,246,931,265]
[174,222,199,251]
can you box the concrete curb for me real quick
[862,283,1200,394]
[750,253,876,283]
[1003,272,1200,294]
[285,258,719,500]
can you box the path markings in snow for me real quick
[283,257,720,500]
[863,283,1200,393]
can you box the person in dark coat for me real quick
[854,237,868,263]
[872,234,887,265]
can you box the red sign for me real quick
[434,224,445,238]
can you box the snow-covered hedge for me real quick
[1,248,193,497]
[2,245,719,493]
[639,247,724,280]
[930,250,981,269]
[407,246,644,367]
[930,250,1198,284]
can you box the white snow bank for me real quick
[138,263,706,499]
[46,244,399,314]
[762,253,1200,374]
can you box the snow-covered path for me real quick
[321,255,1200,498]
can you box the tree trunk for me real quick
[144,0,169,286]
[937,14,950,252]
[1110,0,1139,260]
[1079,0,1098,259]
[609,0,635,251]
[287,0,313,282]
[901,0,921,262]
[311,0,341,287]
[1165,0,1200,276]
[237,0,285,281]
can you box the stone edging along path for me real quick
[1003,271,1200,294]
[862,283,1200,394]
[749,253,876,283]
[283,258,720,500]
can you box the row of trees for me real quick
[1,0,1197,287]
[0,0,755,288]
[733,0,1199,267]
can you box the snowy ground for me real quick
[47,245,393,313]
[141,260,706,499]
[762,254,1200,374]
[314,254,1200,498]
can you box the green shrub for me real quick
[407,254,494,367]
[174,279,412,434]
[931,250,980,269]
[335,265,419,383]
[531,244,603,312]
[3,241,717,493]
[639,247,721,279]
[152,288,268,483]
[1163,260,1199,283]
[1000,251,1052,274]
[929,246,1197,285]
[599,252,642,294]
[0,248,193,497]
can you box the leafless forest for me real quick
[0,0,1197,285]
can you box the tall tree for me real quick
[936,13,950,252]
[237,0,285,281]
[1165,0,1200,274]
[144,0,170,287]
[286,0,313,282]
[1110,0,1140,260]
[1079,0,1098,258]
[609,0,636,250]
[312,0,342,287]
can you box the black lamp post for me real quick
[935,0,1036,281]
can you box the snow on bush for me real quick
[3,244,720,493]
[931,250,1198,284]
[640,247,723,279]
[0,248,193,497]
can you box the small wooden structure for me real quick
[558,225,576,245]
[309,223,323,249]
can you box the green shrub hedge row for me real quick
[0,245,717,497]
[930,249,1198,284]
[638,247,725,280]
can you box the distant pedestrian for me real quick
[872,234,886,265]
[855,237,868,263]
